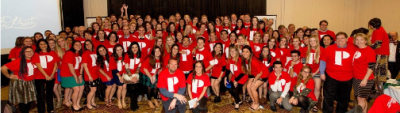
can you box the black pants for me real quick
[146,87,158,100]
[228,81,243,104]
[18,102,31,113]
[34,79,55,113]
[323,73,352,113]
[127,83,139,110]
[192,97,208,113]
[298,96,310,113]
[388,62,399,79]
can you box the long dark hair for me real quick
[233,19,245,32]
[69,41,83,55]
[170,44,181,63]
[149,46,163,68]
[177,19,186,32]
[192,61,206,82]
[18,46,33,80]
[96,45,110,69]
[212,42,223,59]
[241,45,253,75]
[112,44,125,62]
[35,39,51,53]
[127,42,141,59]
[259,46,272,63]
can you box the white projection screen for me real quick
[1,0,61,54]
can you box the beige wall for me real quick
[266,0,400,34]
[83,0,108,27]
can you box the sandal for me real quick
[312,106,319,112]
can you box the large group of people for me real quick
[2,5,400,113]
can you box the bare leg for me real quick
[76,85,84,108]
[251,81,264,109]
[54,84,61,102]
[214,78,222,96]
[105,85,112,106]
[63,88,72,106]
[109,84,117,105]
[117,85,123,108]
[314,78,321,101]
[86,87,96,109]
[71,87,80,110]
[246,78,255,106]
[122,84,127,107]
[357,97,368,113]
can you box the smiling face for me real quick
[98,47,107,56]
[24,48,34,59]
[355,36,366,47]
[115,46,123,57]
[242,48,251,59]
[39,41,48,52]
[195,62,203,75]
[73,42,82,52]
[84,41,93,51]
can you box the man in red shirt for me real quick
[369,18,391,81]
[157,58,187,113]
[318,20,336,41]
[320,32,356,113]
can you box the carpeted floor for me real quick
[1,86,375,113]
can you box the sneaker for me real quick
[259,105,265,109]
[143,94,148,101]
[137,95,142,101]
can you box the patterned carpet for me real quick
[1,87,376,113]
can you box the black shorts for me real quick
[85,79,100,87]
[210,76,218,79]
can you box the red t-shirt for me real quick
[8,47,20,60]
[103,29,112,36]
[248,28,263,41]
[75,37,85,44]
[97,57,113,82]
[104,42,118,53]
[5,58,36,81]
[246,57,262,78]
[109,56,125,75]
[32,51,60,79]
[304,46,325,73]
[210,56,227,78]
[295,79,317,101]
[368,94,400,113]
[279,47,291,67]
[187,73,211,99]
[157,69,186,101]
[60,51,82,77]
[250,42,264,58]
[371,27,390,55]
[93,40,109,50]
[227,57,248,84]
[268,71,291,93]
[82,50,99,81]
[261,58,275,78]
[270,48,282,62]
[119,35,137,52]
[284,60,304,91]
[244,22,251,28]
[140,58,162,76]
[178,45,194,72]
[318,30,336,41]
[347,37,355,47]
[321,44,357,81]
[8,46,37,60]
[352,47,376,80]
[123,54,144,74]
[208,40,220,52]
[194,48,213,73]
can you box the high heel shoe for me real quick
[55,100,62,109]
[71,106,82,112]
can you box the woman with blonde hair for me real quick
[164,35,175,54]
[304,35,324,112]
[352,33,375,113]
[289,66,317,113]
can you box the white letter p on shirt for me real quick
[167,77,179,92]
